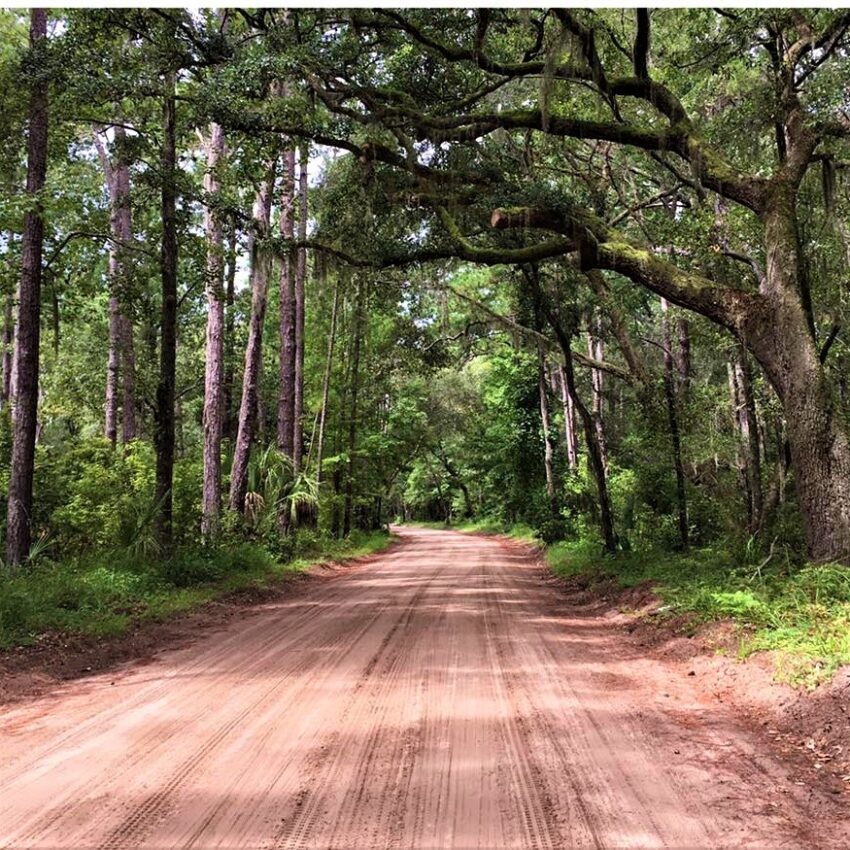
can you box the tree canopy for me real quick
[2,7,850,579]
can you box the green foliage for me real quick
[0,532,392,649]
[546,541,850,689]
[3,8,850,690]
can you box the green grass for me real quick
[0,529,392,651]
[545,539,850,688]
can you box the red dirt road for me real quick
[0,527,840,849]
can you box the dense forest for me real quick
[1,8,850,661]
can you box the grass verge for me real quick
[548,540,850,688]
[0,530,392,651]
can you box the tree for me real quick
[154,70,178,550]
[277,149,296,463]
[93,125,138,445]
[199,121,226,540]
[229,161,276,514]
[245,9,850,562]
[6,8,48,566]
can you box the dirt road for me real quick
[0,527,840,849]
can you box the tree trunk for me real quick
[532,278,615,552]
[537,342,557,514]
[559,331,617,554]
[93,133,120,445]
[104,292,121,445]
[740,190,850,562]
[277,150,296,461]
[728,360,752,528]
[200,122,226,540]
[435,446,473,519]
[223,229,237,441]
[676,317,691,394]
[94,126,137,444]
[661,298,689,549]
[315,277,339,485]
[114,131,137,443]
[730,343,763,534]
[558,364,579,471]
[293,144,308,473]
[343,277,364,537]
[154,75,178,551]
[1,276,13,408]
[229,163,276,513]
[6,9,48,566]
[586,314,608,474]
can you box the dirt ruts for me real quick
[0,526,844,848]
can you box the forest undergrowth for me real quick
[0,529,390,651]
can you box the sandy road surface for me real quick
[0,527,839,849]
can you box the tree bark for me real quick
[733,344,763,534]
[343,277,364,537]
[104,291,121,445]
[94,126,137,444]
[676,317,691,393]
[93,134,120,445]
[537,342,557,514]
[586,313,608,474]
[229,163,276,513]
[200,122,226,540]
[558,363,579,471]
[6,10,47,566]
[115,129,138,443]
[223,229,237,441]
[558,329,617,554]
[527,271,616,550]
[277,150,296,461]
[743,189,850,562]
[315,277,339,485]
[293,144,308,473]
[154,75,178,551]
[1,274,14,408]
[661,298,689,549]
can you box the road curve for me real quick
[0,527,832,849]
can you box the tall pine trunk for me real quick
[229,163,276,513]
[537,343,557,515]
[114,128,137,443]
[661,298,689,549]
[343,277,364,537]
[94,126,137,444]
[728,345,763,535]
[6,9,48,566]
[558,364,578,471]
[93,132,120,444]
[586,313,608,474]
[277,150,296,462]
[315,278,339,485]
[154,75,178,551]
[676,317,691,394]
[1,273,13,408]
[200,123,226,540]
[223,229,237,441]
[104,292,121,445]
[293,145,308,473]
